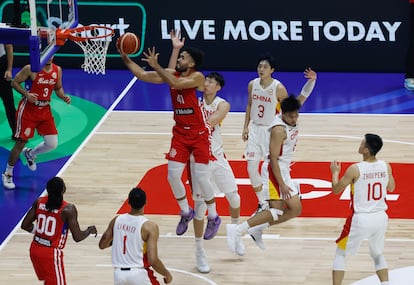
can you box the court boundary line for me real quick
[0,76,138,252]
[12,232,414,243]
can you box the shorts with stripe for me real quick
[261,160,299,200]
[30,242,66,285]
[336,211,388,256]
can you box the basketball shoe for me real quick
[195,249,210,273]
[176,208,195,235]
[248,223,269,250]
[23,148,37,171]
[204,215,221,240]
[2,173,15,189]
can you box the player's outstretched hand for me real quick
[142,47,160,68]
[170,29,185,50]
[304,68,317,81]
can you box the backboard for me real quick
[0,0,78,71]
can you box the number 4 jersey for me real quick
[351,160,389,213]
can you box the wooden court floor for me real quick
[0,112,413,285]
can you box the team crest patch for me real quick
[169,148,177,158]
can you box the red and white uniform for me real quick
[30,196,69,285]
[166,72,211,164]
[191,96,237,201]
[261,114,300,200]
[336,160,390,256]
[245,78,281,161]
[112,214,160,285]
[15,63,59,140]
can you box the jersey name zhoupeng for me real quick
[351,160,389,213]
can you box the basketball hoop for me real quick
[56,26,114,75]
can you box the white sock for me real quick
[381,282,389,285]
[177,199,190,213]
[236,221,249,234]
[5,164,14,175]
[251,222,270,231]
[206,203,217,218]
[231,217,240,224]
[195,238,203,251]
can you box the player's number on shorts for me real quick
[36,214,57,236]
[367,182,382,201]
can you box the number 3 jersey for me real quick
[33,196,69,249]
[352,160,389,213]
[250,78,281,125]
[112,214,149,268]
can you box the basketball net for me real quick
[56,26,114,75]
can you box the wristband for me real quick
[300,80,316,98]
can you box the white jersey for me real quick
[250,78,280,125]
[112,214,148,268]
[266,114,299,165]
[352,160,389,213]
[203,96,225,155]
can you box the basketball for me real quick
[116,32,140,54]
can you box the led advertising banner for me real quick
[0,0,409,72]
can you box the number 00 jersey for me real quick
[112,214,149,268]
[33,196,69,249]
[351,160,389,213]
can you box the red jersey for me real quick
[169,71,206,129]
[15,63,60,139]
[32,196,69,249]
[29,63,59,102]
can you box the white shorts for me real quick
[191,152,238,201]
[114,267,158,285]
[261,160,299,200]
[336,211,388,256]
[244,122,270,161]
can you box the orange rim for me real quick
[56,26,114,45]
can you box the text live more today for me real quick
[160,19,401,42]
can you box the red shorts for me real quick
[15,99,57,141]
[30,242,66,285]
[166,125,211,164]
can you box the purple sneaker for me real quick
[203,215,221,240]
[176,208,195,235]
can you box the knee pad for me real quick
[225,191,240,209]
[269,208,283,221]
[44,135,58,150]
[167,161,186,198]
[333,247,346,271]
[193,163,215,201]
[194,200,207,220]
[247,160,262,188]
[373,254,388,271]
